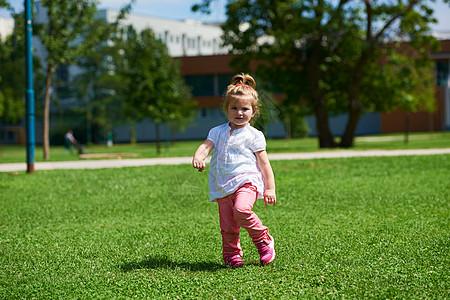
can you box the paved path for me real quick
[1,148,449,172]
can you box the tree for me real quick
[0,2,18,122]
[388,52,436,144]
[35,0,99,159]
[194,0,442,148]
[71,12,134,145]
[0,0,9,8]
[0,10,43,124]
[121,26,195,153]
[72,40,120,143]
[0,34,25,124]
[35,0,135,158]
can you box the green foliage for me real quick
[203,0,440,147]
[285,108,310,139]
[0,0,9,8]
[0,19,25,123]
[37,0,98,67]
[36,0,99,159]
[0,10,43,123]
[192,0,213,14]
[0,87,25,123]
[120,26,196,140]
[389,52,436,113]
[0,155,449,298]
[68,2,136,144]
[71,21,125,142]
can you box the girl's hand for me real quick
[255,150,276,207]
[264,189,276,206]
[192,158,206,172]
[192,139,214,172]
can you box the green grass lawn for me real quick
[1,155,449,298]
[0,132,449,164]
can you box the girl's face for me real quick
[227,96,255,130]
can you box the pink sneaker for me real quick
[255,237,275,265]
[224,255,244,268]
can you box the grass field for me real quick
[0,132,449,163]
[1,154,449,298]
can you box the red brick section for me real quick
[177,55,234,75]
[194,96,223,108]
[177,54,265,75]
[438,40,450,54]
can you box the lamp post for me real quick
[25,0,35,173]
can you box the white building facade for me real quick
[97,9,228,57]
[0,16,13,40]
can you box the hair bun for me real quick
[231,73,256,89]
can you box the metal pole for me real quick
[25,0,35,173]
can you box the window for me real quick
[436,61,449,86]
[184,75,214,96]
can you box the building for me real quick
[0,16,13,40]
[97,9,228,57]
[0,6,449,145]
[98,10,450,142]
[175,47,450,142]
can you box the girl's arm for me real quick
[255,150,276,206]
[192,139,214,172]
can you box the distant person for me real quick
[192,73,277,268]
[63,130,77,154]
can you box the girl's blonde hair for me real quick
[223,73,260,119]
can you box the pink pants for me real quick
[217,183,271,260]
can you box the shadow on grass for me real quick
[119,255,223,273]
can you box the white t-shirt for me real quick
[207,123,266,201]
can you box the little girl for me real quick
[193,73,276,267]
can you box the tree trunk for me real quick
[340,55,366,148]
[314,102,337,148]
[340,104,362,147]
[305,34,338,148]
[155,122,161,154]
[43,64,53,161]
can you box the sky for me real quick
[1,0,449,31]
[0,0,227,23]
